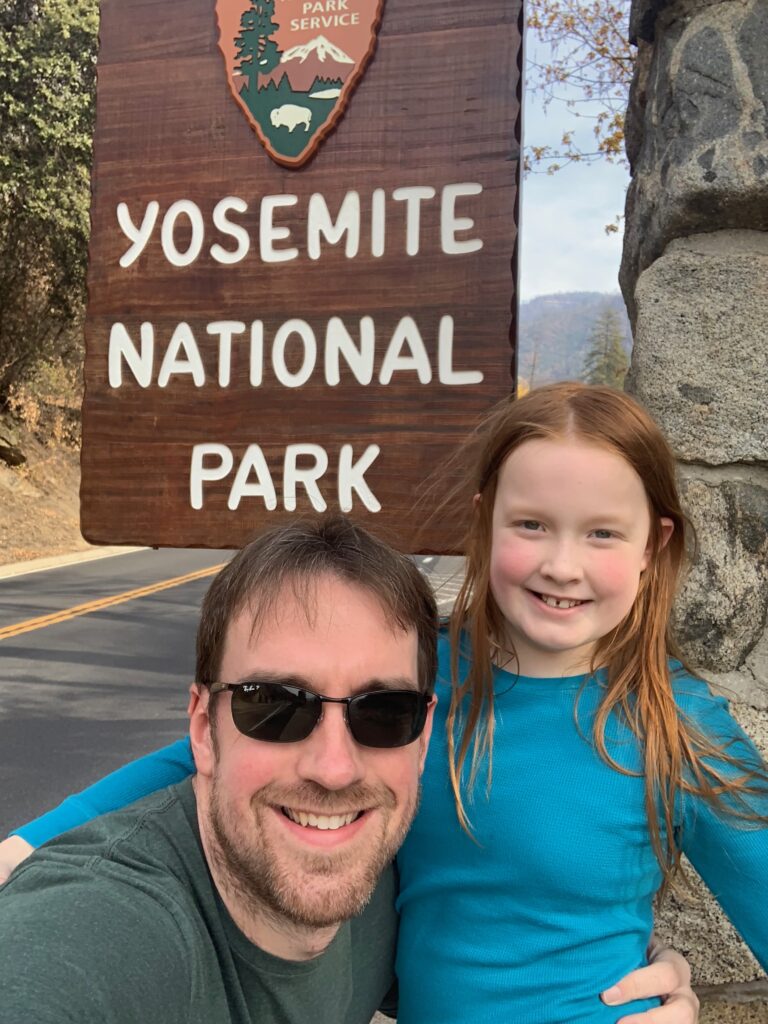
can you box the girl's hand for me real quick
[601,943,699,1023]
[0,836,35,884]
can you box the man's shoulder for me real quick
[2,779,208,942]
[0,781,218,1022]
[32,777,196,860]
[6,776,199,896]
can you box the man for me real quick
[0,516,696,1022]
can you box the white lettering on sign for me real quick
[117,202,159,268]
[437,317,483,385]
[307,191,360,259]
[108,322,154,387]
[272,320,317,387]
[283,444,329,511]
[210,198,250,264]
[325,316,375,386]
[441,183,483,254]
[108,316,484,389]
[115,184,485,267]
[260,194,299,263]
[189,443,381,512]
[157,322,205,387]
[189,444,234,510]
[160,200,205,267]
[371,188,386,258]
[111,179,493,522]
[206,321,247,387]
[289,13,360,29]
[379,316,431,385]
[392,186,437,256]
[339,443,381,512]
[227,444,277,510]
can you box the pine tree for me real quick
[581,307,629,388]
[234,0,281,95]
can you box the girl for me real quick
[3,383,766,1021]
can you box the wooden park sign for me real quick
[81,0,523,553]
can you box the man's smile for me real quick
[280,807,365,830]
[273,803,374,849]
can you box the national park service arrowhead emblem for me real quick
[216,0,384,167]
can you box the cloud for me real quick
[520,75,630,299]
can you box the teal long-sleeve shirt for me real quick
[13,634,768,1022]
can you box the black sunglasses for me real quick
[209,680,431,749]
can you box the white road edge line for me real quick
[0,547,148,582]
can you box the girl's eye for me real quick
[518,520,542,531]
[591,529,614,540]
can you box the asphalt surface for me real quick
[0,549,463,838]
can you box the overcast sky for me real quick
[518,56,630,301]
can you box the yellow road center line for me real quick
[0,564,226,641]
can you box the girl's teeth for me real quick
[540,595,583,609]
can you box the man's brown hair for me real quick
[196,514,438,695]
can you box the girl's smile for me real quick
[487,436,672,678]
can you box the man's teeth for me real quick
[283,808,360,830]
[539,594,584,609]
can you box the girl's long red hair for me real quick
[443,382,768,892]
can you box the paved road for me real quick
[0,549,463,838]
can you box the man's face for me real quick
[193,575,433,930]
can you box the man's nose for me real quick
[295,704,366,790]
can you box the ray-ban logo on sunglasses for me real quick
[216,0,385,167]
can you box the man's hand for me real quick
[0,836,34,884]
[601,942,699,1023]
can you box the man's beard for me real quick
[206,777,418,929]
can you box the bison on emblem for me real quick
[270,103,312,133]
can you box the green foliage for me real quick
[518,291,631,386]
[235,0,281,93]
[581,305,629,387]
[0,0,98,403]
[7,353,82,444]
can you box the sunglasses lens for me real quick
[230,684,318,743]
[349,691,428,748]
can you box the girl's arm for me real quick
[10,737,194,848]
[680,686,768,970]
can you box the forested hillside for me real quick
[518,292,632,388]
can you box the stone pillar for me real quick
[620,0,768,1013]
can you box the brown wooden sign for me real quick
[81,0,523,553]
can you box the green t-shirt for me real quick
[0,780,397,1024]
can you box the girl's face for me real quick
[487,436,672,678]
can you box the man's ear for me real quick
[418,696,437,775]
[188,682,215,777]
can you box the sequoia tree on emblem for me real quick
[216,0,384,167]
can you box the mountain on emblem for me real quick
[216,0,385,168]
